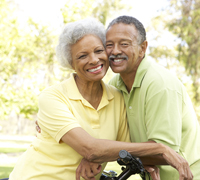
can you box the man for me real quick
[106,15,200,180]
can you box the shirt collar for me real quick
[65,73,114,110]
[132,57,151,88]
[116,57,152,92]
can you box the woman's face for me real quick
[71,35,109,82]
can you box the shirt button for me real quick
[129,106,132,109]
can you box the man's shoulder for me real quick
[143,62,184,93]
[108,74,121,87]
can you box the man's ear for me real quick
[139,40,148,58]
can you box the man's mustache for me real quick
[109,55,128,61]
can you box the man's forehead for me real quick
[107,23,136,31]
[106,23,138,41]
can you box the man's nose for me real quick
[111,45,121,55]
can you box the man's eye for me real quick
[121,43,128,46]
[106,44,113,47]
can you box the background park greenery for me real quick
[0,0,200,179]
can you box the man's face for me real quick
[106,23,146,75]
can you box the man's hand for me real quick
[76,158,102,180]
[35,120,41,133]
[144,165,160,180]
[162,145,193,180]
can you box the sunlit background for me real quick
[0,0,200,179]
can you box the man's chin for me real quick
[110,66,124,74]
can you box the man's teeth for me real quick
[88,65,102,72]
[113,59,123,62]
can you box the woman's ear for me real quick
[71,61,75,71]
[139,40,148,58]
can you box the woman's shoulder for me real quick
[103,81,123,100]
[105,83,120,92]
[38,81,70,102]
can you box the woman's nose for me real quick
[89,54,99,64]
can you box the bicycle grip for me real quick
[119,150,133,163]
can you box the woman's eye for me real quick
[78,55,86,59]
[96,49,104,53]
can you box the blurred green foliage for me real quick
[0,0,199,124]
[0,166,14,179]
[148,0,200,121]
[61,0,130,25]
[0,147,27,153]
[0,0,58,120]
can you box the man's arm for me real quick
[139,141,168,165]
[35,122,193,180]
[63,127,192,180]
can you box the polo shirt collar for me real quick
[116,57,151,92]
[132,57,151,88]
[66,73,114,110]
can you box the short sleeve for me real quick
[145,88,182,152]
[37,88,81,143]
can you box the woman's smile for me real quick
[71,34,109,82]
[87,64,103,73]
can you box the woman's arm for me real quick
[62,127,192,180]
[61,127,164,163]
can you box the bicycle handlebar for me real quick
[100,150,150,180]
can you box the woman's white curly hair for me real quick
[56,18,106,69]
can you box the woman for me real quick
[9,18,192,180]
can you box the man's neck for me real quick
[120,58,143,93]
[120,72,136,93]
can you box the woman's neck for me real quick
[74,75,103,109]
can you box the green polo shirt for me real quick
[109,58,200,179]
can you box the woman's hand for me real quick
[144,165,160,180]
[76,158,102,180]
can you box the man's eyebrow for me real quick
[106,39,132,43]
[120,38,132,42]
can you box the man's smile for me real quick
[109,55,128,62]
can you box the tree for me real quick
[61,0,130,25]
[148,0,200,120]
[166,0,200,105]
[0,0,57,121]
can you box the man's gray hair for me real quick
[56,18,106,69]
[106,15,146,44]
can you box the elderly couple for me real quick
[9,15,200,180]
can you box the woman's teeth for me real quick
[88,65,102,72]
